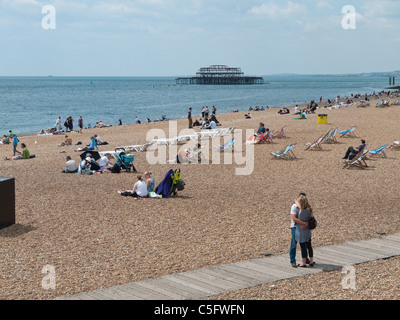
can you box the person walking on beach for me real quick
[56,117,62,131]
[290,192,310,268]
[212,106,216,115]
[295,195,315,268]
[188,107,193,129]
[78,116,83,133]
[68,116,74,131]
[201,107,205,118]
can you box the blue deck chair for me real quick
[340,126,356,138]
[343,150,369,169]
[271,143,296,160]
[324,127,339,144]
[368,144,388,158]
[218,138,235,152]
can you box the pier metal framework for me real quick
[176,65,264,85]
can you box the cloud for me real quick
[248,1,307,18]
[316,1,332,10]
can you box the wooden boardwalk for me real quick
[56,233,400,300]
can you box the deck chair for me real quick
[304,134,325,151]
[323,127,338,144]
[343,150,369,169]
[368,144,388,158]
[270,126,287,139]
[340,126,356,138]
[218,139,235,152]
[271,143,296,160]
[187,148,204,163]
[389,141,400,150]
[357,101,370,108]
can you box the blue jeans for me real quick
[290,227,310,264]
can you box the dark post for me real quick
[0,177,16,229]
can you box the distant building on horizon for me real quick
[176,65,264,85]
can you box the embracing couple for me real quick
[289,192,316,268]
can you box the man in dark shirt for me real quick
[257,123,266,135]
[343,139,366,160]
[188,107,193,129]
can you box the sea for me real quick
[0,75,392,136]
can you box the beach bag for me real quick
[176,179,185,191]
[308,216,317,230]
[111,163,121,173]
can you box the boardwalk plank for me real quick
[181,270,237,291]
[56,233,400,301]
[346,240,398,255]
[196,268,253,287]
[166,275,215,295]
[95,286,143,300]
[152,278,201,299]
[323,246,376,262]
[343,242,395,257]
[118,283,168,300]
[220,264,280,282]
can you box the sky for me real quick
[0,0,399,76]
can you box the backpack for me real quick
[308,216,317,230]
[176,179,185,191]
[111,163,121,173]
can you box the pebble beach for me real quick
[1,95,400,300]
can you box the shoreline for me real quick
[7,88,396,140]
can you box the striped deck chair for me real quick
[304,134,325,151]
[218,139,235,152]
[340,126,356,138]
[357,101,370,108]
[271,126,287,139]
[368,144,388,159]
[323,127,339,144]
[271,143,296,160]
[259,131,274,144]
[343,150,369,169]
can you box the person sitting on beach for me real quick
[204,119,217,130]
[294,106,300,114]
[257,123,266,136]
[74,135,99,152]
[176,149,192,164]
[59,135,72,147]
[5,143,30,160]
[245,113,252,119]
[144,172,155,194]
[342,139,367,160]
[95,135,108,145]
[62,156,78,173]
[118,175,148,198]
[294,112,307,120]
[98,153,113,170]
[2,135,10,145]
[193,119,201,127]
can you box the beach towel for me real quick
[155,169,174,198]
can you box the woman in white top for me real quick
[118,175,148,198]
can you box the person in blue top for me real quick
[144,172,155,194]
[74,135,99,152]
[12,135,20,156]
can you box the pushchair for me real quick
[115,147,137,172]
